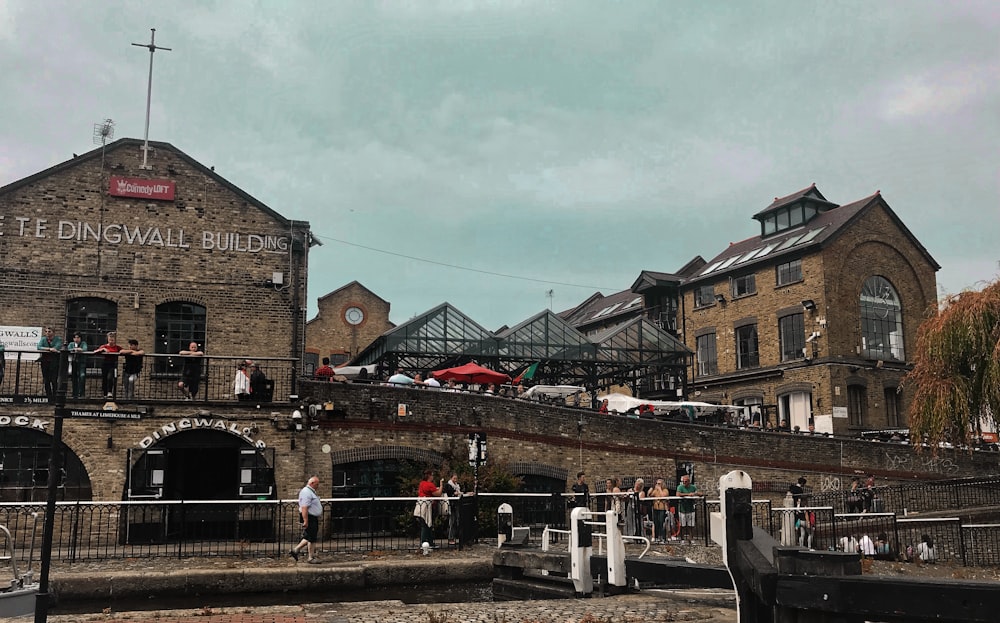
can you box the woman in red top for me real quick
[93,332,123,398]
[416,471,443,551]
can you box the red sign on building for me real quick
[109,176,176,201]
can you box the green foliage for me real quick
[905,278,1000,449]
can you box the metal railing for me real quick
[2,491,999,567]
[806,476,1000,516]
[0,350,297,404]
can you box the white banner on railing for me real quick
[0,325,42,360]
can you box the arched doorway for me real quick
[123,429,275,543]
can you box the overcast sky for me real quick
[2,1,997,330]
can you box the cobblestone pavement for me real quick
[34,539,997,622]
[43,591,737,623]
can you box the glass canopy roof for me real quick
[353,303,691,394]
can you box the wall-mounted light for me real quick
[802,299,816,311]
[715,293,727,305]
[291,407,304,431]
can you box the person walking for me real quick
[289,475,323,564]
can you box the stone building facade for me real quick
[304,281,392,374]
[679,185,939,435]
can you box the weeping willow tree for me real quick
[905,278,1000,449]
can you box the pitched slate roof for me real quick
[559,288,644,329]
[687,189,939,286]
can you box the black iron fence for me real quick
[807,476,1000,515]
[0,350,297,404]
[1,493,999,567]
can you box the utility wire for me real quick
[317,234,619,291]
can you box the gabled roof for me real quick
[556,291,604,321]
[687,190,940,285]
[497,310,597,361]
[674,256,708,279]
[0,138,309,232]
[631,270,682,294]
[315,281,390,308]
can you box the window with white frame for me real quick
[696,333,717,376]
[860,276,904,360]
[735,324,759,369]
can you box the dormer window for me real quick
[755,186,834,236]
[761,202,816,237]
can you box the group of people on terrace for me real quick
[36,328,147,400]
[568,471,703,546]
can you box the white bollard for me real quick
[569,506,593,594]
[605,509,627,587]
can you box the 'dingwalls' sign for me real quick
[109,176,176,201]
[0,326,41,361]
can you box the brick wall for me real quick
[1,380,989,502]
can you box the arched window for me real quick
[0,428,93,502]
[154,302,206,373]
[66,297,118,349]
[860,276,904,361]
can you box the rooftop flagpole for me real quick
[132,28,171,169]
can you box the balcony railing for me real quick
[0,350,298,405]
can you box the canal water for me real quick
[50,581,494,615]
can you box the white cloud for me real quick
[879,63,999,122]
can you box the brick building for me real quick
[304,281,392,375]
[0,137,315,504]
[679,185,938,435]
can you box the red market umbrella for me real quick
[431,363,511,385]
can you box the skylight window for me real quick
[794,226,826,245]
[754,242,781,258]
[717,255,741,270]
[700,261,723,276]
[592,303,623,319]
[775,234,805,251]
[735,248,763,264]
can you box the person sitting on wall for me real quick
[314,357,335,380]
